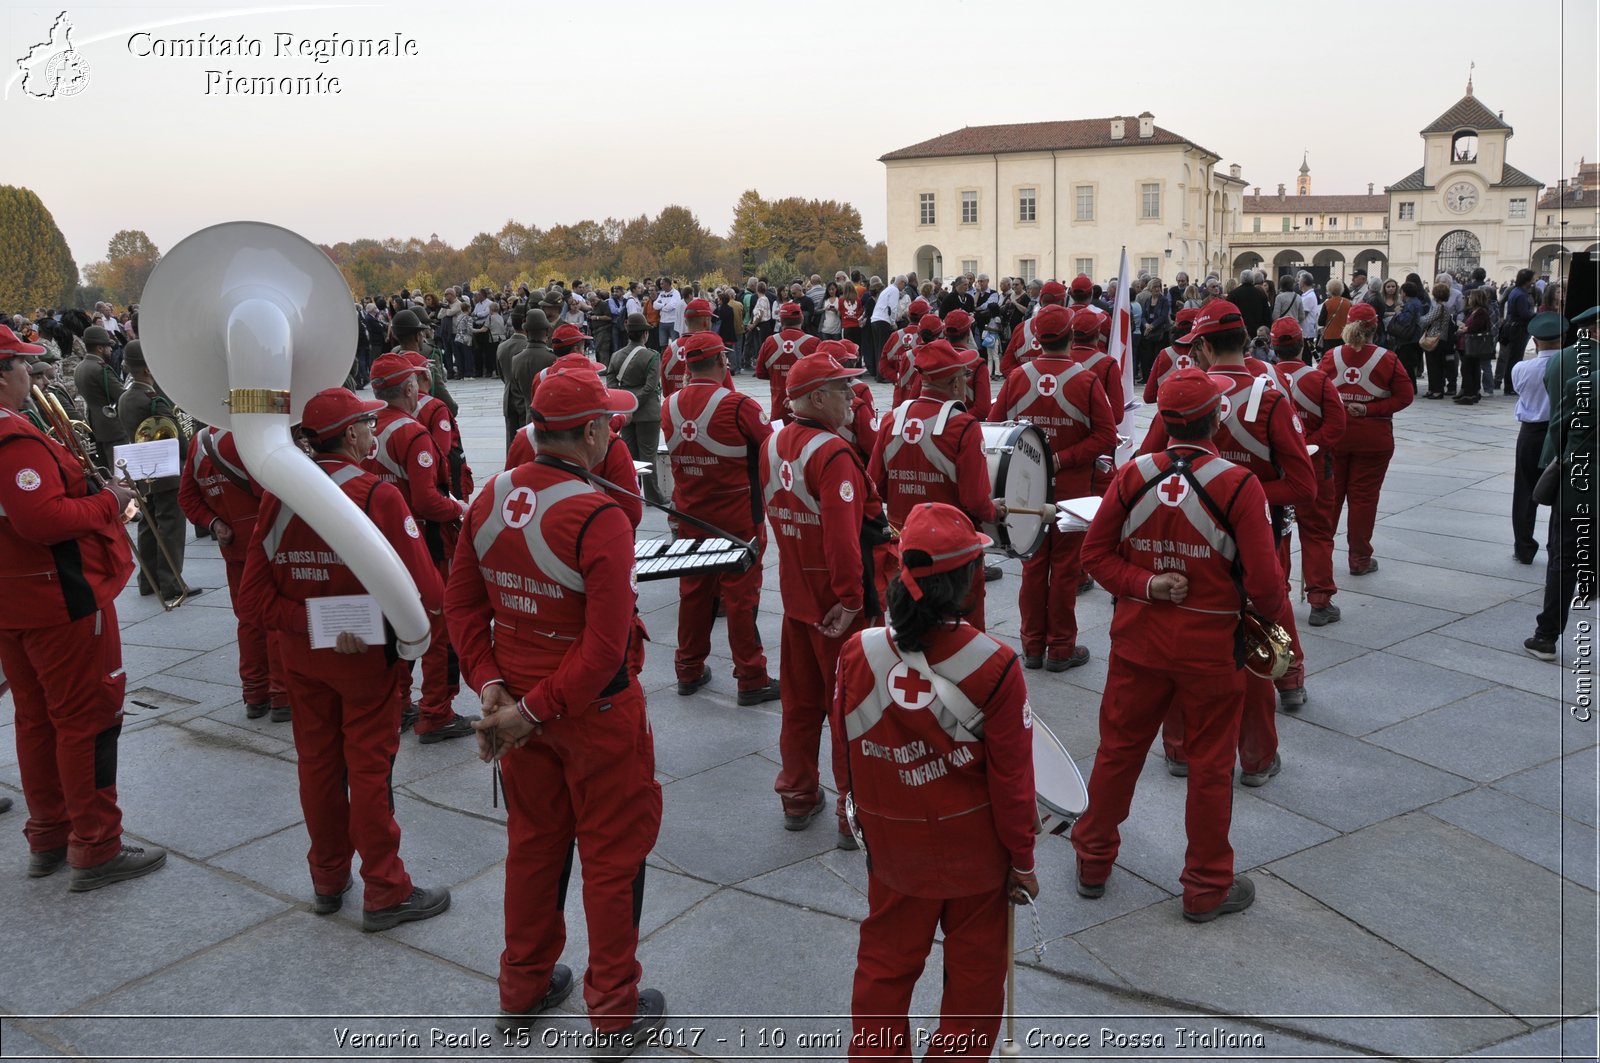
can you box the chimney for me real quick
[1138,111,1154,139]
[1277,183,1286,201]
[1253,186,1261,196]
[1367,183,1374,195]
[1229,163,1242,179]
[1110,118,1125,140]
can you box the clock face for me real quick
[1445,181,1479,214]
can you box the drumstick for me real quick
[1001,504,1056,519]
[1000,903,1021,1057]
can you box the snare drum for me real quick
[1033,715,1088,836]
[980,422,1054,558]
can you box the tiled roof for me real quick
[1242,194,1387,214]
[1420,95,1513,134]
[1538,184,1597,208]
[879,117,1217,162]
[1494,163,1543,188]
[1387,167,1431,192]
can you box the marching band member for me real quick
[993,305,1118,670]
[999,279,1067,376]
[73,324,126,471]
[755,302,819,423]
[0,329,162,890]
[883,298,930,409]
[659,297,716,399]
[813,340,879,465]
[606,312,664,505]
[405,350,473,501]
[837,502,1036,1061]
[365,353,476,744]
[447,368,666,1054]
[661,332,780,704]
[1066,274,1109,345]
[115,341,191,605]
[506,309,553,440]
[1142,307,1200,404]
[917,309,992,419]
[238,387,451,929]
[868,339,1000,630]
[1074,368,1284,921]
[762,354,872,845]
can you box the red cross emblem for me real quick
[1158,474,1189,507]
[680,420,698,443]
[781,341,796,356]
[1344,367,1362,384]
[1036,373,1058,397]
[779,460,795,492]
[502,486,538,529]
[1216,395,1232,422]
[887,661,936,709]
[902,418,926,444]
[1175,354,1192,370]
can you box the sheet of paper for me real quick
[112,438,181,480]
[306,594,385,650]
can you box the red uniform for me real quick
[754,328,819,423]
[367,405,464,736]
[1318,343,1414,574]
[901,343,992,420]
[1073,442,1284,913]
[237,455,444,910]
[178,427,284,712]
[836,625,1034,1060]
[415,393,474,499]
[0,409,135,870]
[881,326,919,408]
[835,380,880,465]
[1272,360,1348,609]
[659,334,735,399]
[662,381,774,692]
[446,458,660,1031]
[505,425,643,529]
[868,398,997,629]
[1141,344,1198,404]
[761,419,868,830]
[993,358,1118,660]
[998,315,1042,376]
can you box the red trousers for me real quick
[280,649,412,909]
[1328,448,1393,572]
[1074,652,1244,911]
[850,875,1006,1061]
[0,607,126,868]
[499,682,661,1032]
[1298,462,1338,608]
[1271,538,1306,692]
[1019,528,1082,658]
[411,558,460,735]
[224,556,283,707]
[1163,669,1277,776]
[675,533,770,691]
[776,615,860,831]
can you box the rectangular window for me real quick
[1075,258,1094,278]
[1253,217,1261,233]
[960,191,978,225]
[1399,201,1415,221]
[1509,197,1528,218]
[1139,256,1160,277]
[1281,217,1291,232]
[1305,217,1315,228]
[1075,185,1095,221]
[1328,217,1339,229]
[919,193,936,226]
[1019,258,1037,283]
[1140,183,1161,219]
[1018,188,1036,223]
[961,259,978,276]
[1354,216,1364,229]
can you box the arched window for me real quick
[1436,230,1481,275]
[1451,130,1479,163]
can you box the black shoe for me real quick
[1239,754,1282,787]
[1164,756,1188,778]
[399,701,419,733]
[1277,687,1307,711]
[313,876,354,915]
[418,713,480,745]
[1044,646,1090,672]
[1076,874,1105,899]
[590,988,667,1062]
[164,587,203,609]
[1424,391,1443,400]
[1445,385,1456,395]
[69,844,168,892]
[1513,549,1536,565]
[1183,875,1256,923]
[270,705,292,723]
[984,561,1003,583]
[1524,635,1557,662]
[1308,603,1341,627]
[245,701,270,720]
[496,964,576,1033]
[836,830,860,851]
[0,795,11,814]
[1349,559,1379,576]
[736,681,782,706]
[1022,655,1043,670]
[782,795,826,831]
[362,885,451,932]
[1078,573,1094,594]
[676,670,711,696]
[28,846,67,878]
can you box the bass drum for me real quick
[980,421,1053,558]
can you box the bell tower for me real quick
[1297,152,1311,196]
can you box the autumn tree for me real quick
[0,185,78,309]
[83,229,161,305]
[730,191,870,275]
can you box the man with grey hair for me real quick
[1233,268,1271,337]
[870,275,904,381]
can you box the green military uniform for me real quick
[116,381,189,601]
[508,337,554,441]
[606,338,663,504]
[73,348,126,470]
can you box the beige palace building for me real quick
[880,113,1247,286]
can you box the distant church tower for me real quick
[1297,152,1311,196]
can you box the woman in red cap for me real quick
[835,502,1036,1061]
[1317,301,1414,598]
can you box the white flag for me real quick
[1110,246,1137,466]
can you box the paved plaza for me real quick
[1,374,1596,1062]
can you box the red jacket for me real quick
[754,328,819,422]
[0,409,133,628]
[993,356,1118,498]
[660,336,736,400]
[1318,343,1415,453]
[1068,342,1125,426]
[661,381,771,539]
[178,427,262,564]
[1082,441,1285,671]
[237,455,443,678]
[505,425,643,529]
[868,397,997,531]
[761,419,866,623]
[835,381,880,466]
[840,297,863,330]
[1000,316,1041,376]
[447,457,638,720]
[880,326,917,400]
[1142,345,1197,404]
[834,624,1035,896]
[1272,360,1348,457]
[901,341,992,420]
[416,393,474,499]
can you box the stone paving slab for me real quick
[1294,649,1493,736]
[1457,1016,1598,1060]
[1493,750,1600,829]
[1286,589,1461,651]
[1366,686,1590,784]
[1376,529,1548,585]
[1434,598,1577,659]
[1428,785,1600,891]
[1388,631,1576,697]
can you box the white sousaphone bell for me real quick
[138,221,431,659]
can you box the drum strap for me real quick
[1242,374,1269,423]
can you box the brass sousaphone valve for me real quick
[1240,611,1295,681]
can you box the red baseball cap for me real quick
[907,298,931,318]
[943,308,973,334]
[1040,280,1068,303]
[551,323,588,352]
[1270,317,1303,342]
[1033,304,1074,344]
[370,352,426,389]
[1347,302,1378,325]
[0,324,45,361]
[916,313,945,337]
[1187,299,1245,340]
[679,331,727,365]
[1068,307,1103,337]
[785,354,865,399]
[897,502,992,600]
[1069,274,1094,295]
[1157,367,1224,424]
[779,301,803,320]
[551,352,594,373]
[301,387,385,441]
[529,368,638,430]
[914,339,980,379]
[684,297,715,319]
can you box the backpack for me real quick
[1388,304,1419,344]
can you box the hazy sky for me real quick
[3,0,1596,272]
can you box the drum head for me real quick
[1033,715,1087,835]
[981,423,1053,558]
